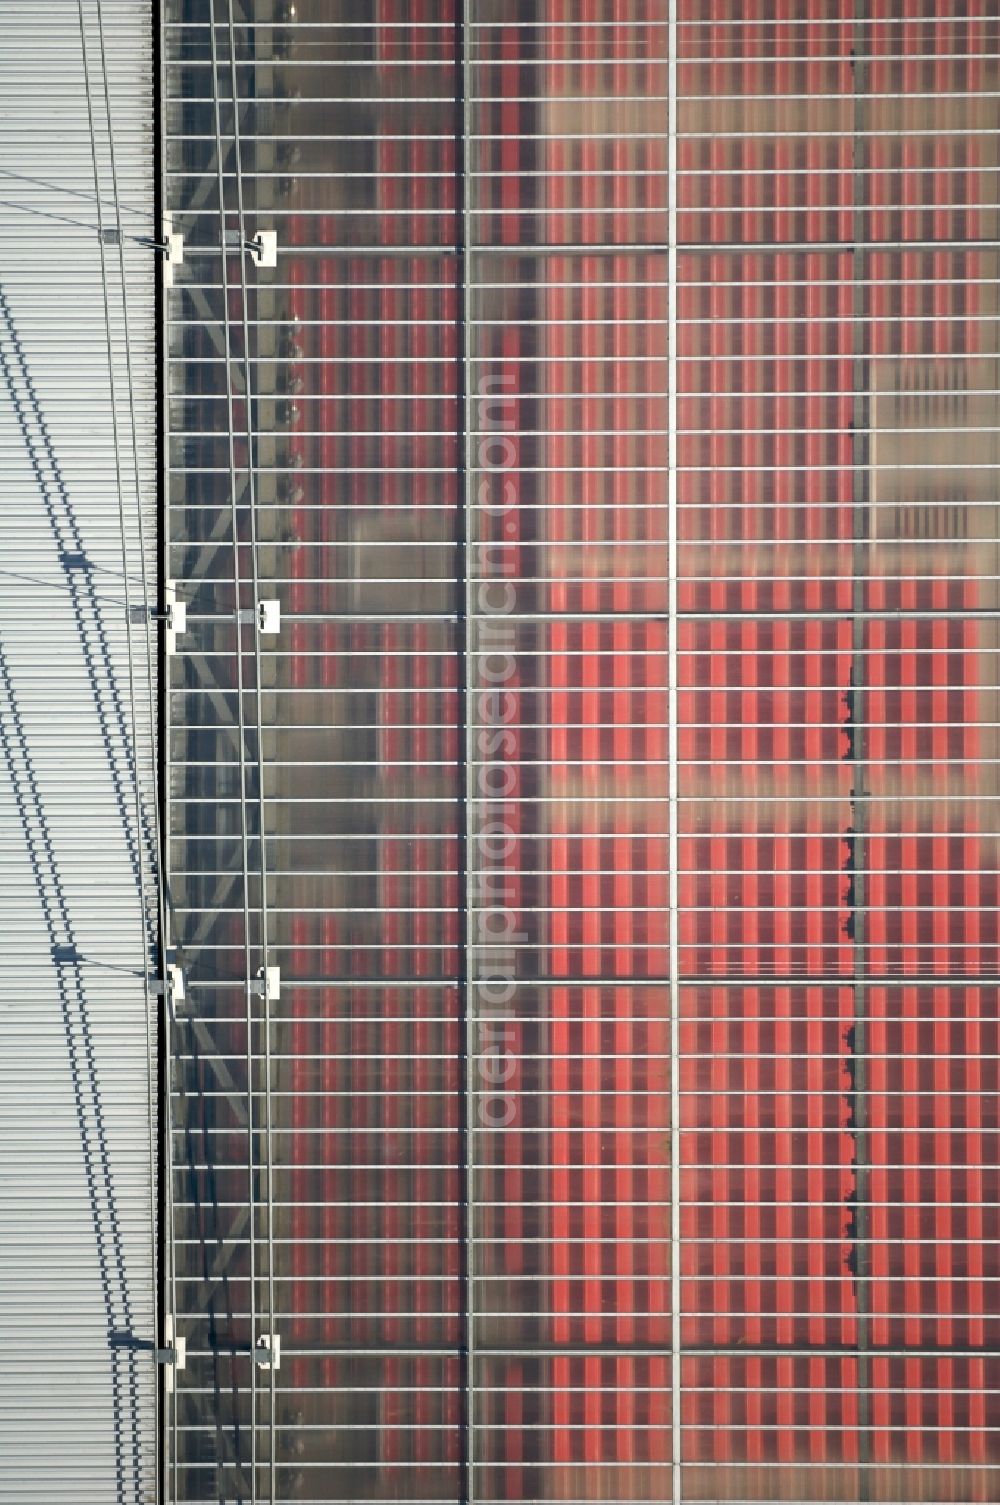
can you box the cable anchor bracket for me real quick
[160,1316,186,1394]
[224,227,277,267]
[157,216,184,285]
[255,1333,281,1371]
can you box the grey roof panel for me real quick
[0,2,158,1501]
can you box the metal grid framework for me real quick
[162,1,1000,1501]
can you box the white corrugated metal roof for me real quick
[0,2,158,1500]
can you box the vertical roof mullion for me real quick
[208,6,258,1498]
[668,4,683,1502]
[221,1,278,1496]
[851,5,872,1494]
[459,5,473,1505]
[156,1,179,1493]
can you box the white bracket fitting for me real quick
[161,1315,186,1394]
[155,963,186,1007]
[258,598,281,635]
[162,215,184,286]
[252,966,280,1003]
[165,581,186,656]
[250,230,277,268]
[255,1332,280,1371]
